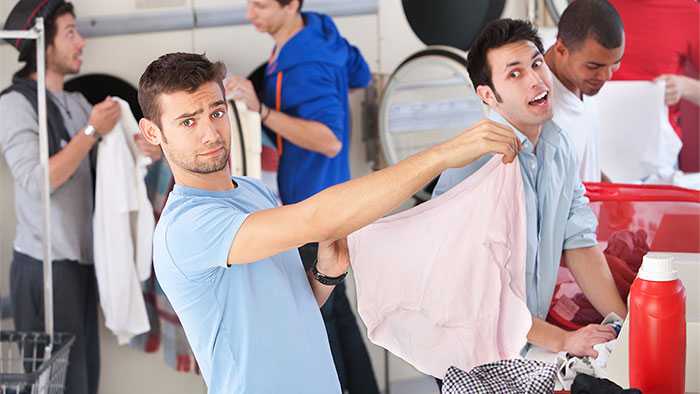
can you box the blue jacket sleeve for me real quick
[346,43,371,89]
[282,63,345,138]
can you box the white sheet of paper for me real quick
[595,81,681,183]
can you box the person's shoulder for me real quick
[234,176,278,206]
[543,119,580,177]
[544,118,572,150]
[0,90,32,111]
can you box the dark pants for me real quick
[299,243,379,394]
[10,251,100,394]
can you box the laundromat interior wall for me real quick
[0,1,531,392]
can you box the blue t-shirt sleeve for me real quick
[237,177,279,207]
[164,201,249,280]
[284,64,344,138]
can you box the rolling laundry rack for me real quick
[0,18,75,394]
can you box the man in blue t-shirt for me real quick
[137,52,520,394]
[225,1,373,389]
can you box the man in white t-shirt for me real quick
[544,0,625,182]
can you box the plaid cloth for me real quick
[442,359,557,394]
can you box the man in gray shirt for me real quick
[1,1,160,393]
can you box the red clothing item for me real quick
[609,0,699,137]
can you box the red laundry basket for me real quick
[547,183,700,330]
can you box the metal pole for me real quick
[35,17,54,339]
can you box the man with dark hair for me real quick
[545,0,624,182]
[225,0,377,391]
[435,18,627,359]
[0,2,160,393]
[138,51,520,394]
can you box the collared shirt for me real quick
[432,111,598,318]
[550,73,602,182]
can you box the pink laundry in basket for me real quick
[348,156,532,378]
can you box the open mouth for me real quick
[528,90,549,106]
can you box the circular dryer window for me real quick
[379,46,486,167]
[401,0,505,51]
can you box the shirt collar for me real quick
[487,110,534,155]
[552,73,584,113]
[486,109,563,156]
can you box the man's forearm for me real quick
[681,76,700,105]
[263,109,341,157]
[230,143,448,264]
[307,271,335,307]
[49,129,96,190]
[305,144,448,242]
[565,247,627,318]
[527,317,566,353]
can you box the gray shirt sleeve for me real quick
[0,91,45,197]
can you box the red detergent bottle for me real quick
[629,255,686,394]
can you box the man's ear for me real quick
[476,85,498,107]
[554,38,569,57]
[139,117,163,145]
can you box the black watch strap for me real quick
[311,261,347,286]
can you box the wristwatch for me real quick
[83,124,97,139]
[311,260,348,286]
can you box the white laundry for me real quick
[227,99,262,179]
[93,97,154,344]
[596,80,682,183]
[555,313,623,390]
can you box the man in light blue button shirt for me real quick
[433,19,627,358]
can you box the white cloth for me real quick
[596,80,682,183]
[551,74,602,182]
[93,98,154,344]
[554,313,623,390]
[227,99,262,179]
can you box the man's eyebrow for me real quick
[505,50,541,69]
[175,109,203,120]
[505,60,521,69]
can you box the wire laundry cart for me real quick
[0,18,75,394]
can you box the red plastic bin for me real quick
[547,182,700,331]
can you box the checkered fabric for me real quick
[442,359,557,394]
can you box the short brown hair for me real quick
[275,0,303,12]
[138,52,226,128]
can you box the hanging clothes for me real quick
[348,156,532,378]
[93,97,154,344]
